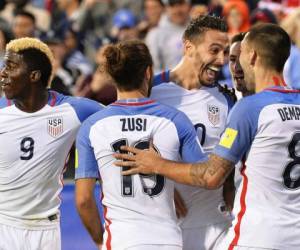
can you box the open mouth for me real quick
[206,66,221,80]
[0,78,10,89]
[234,75,244,80]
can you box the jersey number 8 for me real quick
[283,132,300,189]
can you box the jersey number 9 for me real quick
[20,137,35,160]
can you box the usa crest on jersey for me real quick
[47,117,64,138]
[207,104,220,126]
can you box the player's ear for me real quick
[183,39,194,58]
[145,66,152,82]
[30,70,41,83]
[250,50,257,67]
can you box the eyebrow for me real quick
[209,43,230,50]
[209,43,224,48]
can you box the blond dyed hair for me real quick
[6,37,55,87]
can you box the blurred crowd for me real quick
[0,0,300,105]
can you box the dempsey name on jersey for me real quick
[277,106,300,121]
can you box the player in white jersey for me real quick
[75,40,207,250]
[114,24,300,250]
[151,15,235,250]
[0,38,103,250]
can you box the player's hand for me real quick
[97,244,102,250]
[174,189,187,218]
[114,143,164,175]
[218,84,237,103]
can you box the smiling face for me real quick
[0,50,31,100]
[189,30,229,86]
[229,41,247,92]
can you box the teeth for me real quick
[235,77,244,80]
[208,66,220,72]
[0,78,9,85]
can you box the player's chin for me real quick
[201,78,216,87]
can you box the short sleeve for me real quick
[63,96,104,123]
[75,120,100,179]
[214,98,258,164]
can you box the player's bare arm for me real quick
[114,146,234,189]
[75,179,103,247]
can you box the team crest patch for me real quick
[47,117,64,138]
[207,104,220,126]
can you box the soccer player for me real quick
[151,15,234,250]
[75,40,207,250]
[0,37,103,250]
[115,23,300,250]
[228,32,254,99]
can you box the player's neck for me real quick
[170,61,200,90]
[255,68,285,93]
[14,88,49,113]
[117,90,147,100]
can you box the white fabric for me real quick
[91,115,184,249]
[0,222,61,250]
[218,103,300,250]
[182,221,230,250]
[124,245,182,250]
[151,83,233,229]
[0,103,80,229]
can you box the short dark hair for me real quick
[245,23,291,72]
[103,40,153,91]
[14,10,36,24]
[183,15,227,43]
[20,48,52,87]
[231,32,246,45]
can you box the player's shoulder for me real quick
[52,91,102,109]
[153,70,170,87]
[235,88,299,111]
[152,101,194,129]
[84,104,121,122]
[49,90,104,122]
[229,90,281,120]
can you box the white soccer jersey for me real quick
[0,91,102,229]
[215,87,300,250]
[75,98,207,250]
[151,78,234,228]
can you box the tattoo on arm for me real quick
[189,154,234,188]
